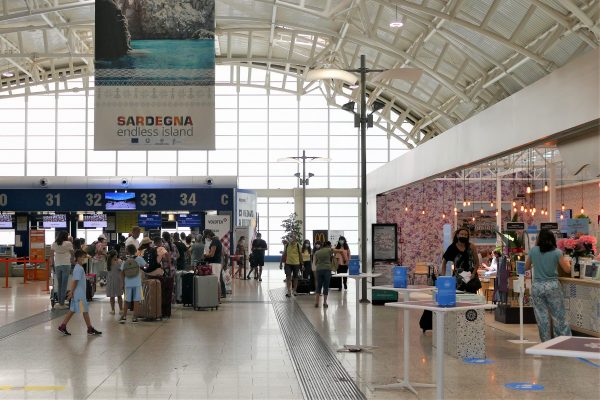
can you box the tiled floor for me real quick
[0,265,598,399]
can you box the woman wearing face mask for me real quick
[301,240,313,284]
[335,236,351,290]
[441,228,481,293]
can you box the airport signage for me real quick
[0,189,233,212]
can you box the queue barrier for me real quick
[1,257,51,291]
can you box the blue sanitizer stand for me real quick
[508,261,536,344]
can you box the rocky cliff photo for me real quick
[117,0,215,40]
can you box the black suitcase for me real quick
[85,274,96,302]
[181,273,194,306]
[296,278,314,294]
[419,310,433,333]
[329,275,343,291]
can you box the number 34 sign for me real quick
[0,189,233,212]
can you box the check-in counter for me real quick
[559,278,600,337]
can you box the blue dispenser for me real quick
[435,276,456,307]
[393,266,408,288]
[349,259,360,275]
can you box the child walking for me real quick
[119,244,145,324]
[105,250,124,315]
[57,249,102,336]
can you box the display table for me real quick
[559,278,600,337]
[333,272,381,352]
[433,293,488,359]
[386,300,496,400]
[525,336,600,360]
[371,285,435,394]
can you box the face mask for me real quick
[205,238,211,244]
[314,245,321,250]
[339,240,345,245]
[458,237,469,244]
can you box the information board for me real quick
[0,189,233,212]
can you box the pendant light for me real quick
[454,176,458,215]
[580,178,585,214]
[462,172,467,207]
[404,188,408,212]
[526,149,532,194]
[480,168,484,214]
[421,182,426,215]
[560,161,565,218]
[389,5,404,28]
[441,180,446,219]
[543,149,549,192]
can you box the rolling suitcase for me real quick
[329,275,342,291]
[193,275,219,310]
[136,278,162,320]
[296,277,314,294]
[181,273,194,306]
[147,275,173,318]
[85,274,96,301]
[175,270,186,303]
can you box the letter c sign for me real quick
[221,194,229,205]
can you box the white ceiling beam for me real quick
[559,0,600,39]
[0,0,93,23]
[378,0,553,68]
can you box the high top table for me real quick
[333,272,381,353]
[386,300,496,400]
[371,285,436,395]
[525,336,600,359]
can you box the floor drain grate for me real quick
[269,288,366,400]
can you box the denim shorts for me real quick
[124,286,142,302]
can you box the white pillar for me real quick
[496,175,502,238]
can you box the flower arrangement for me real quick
[557,235,597,257]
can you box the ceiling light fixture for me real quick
[389,5,404,28]
[1,71,15,78]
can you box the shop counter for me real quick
[559,278,600,337]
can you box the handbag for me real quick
[330,253,339,272]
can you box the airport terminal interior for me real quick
[1,1,600,399]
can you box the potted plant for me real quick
[280,212,303,241]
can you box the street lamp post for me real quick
[284,150,322,240]
[307,55,422,302]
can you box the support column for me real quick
[496,175,502,243]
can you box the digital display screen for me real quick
[138,213,162,228]
[0,214,13,228]
[42,214,67,228]
[176,213,201,227]
[83,214,107,228]
[105,192,136,210]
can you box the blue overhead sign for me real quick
[0,189,233,212]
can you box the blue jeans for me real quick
[532,279,571,342]
[55,264,70,305]
[316,269,332,295]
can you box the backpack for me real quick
[142,247,161,271]
[86,241,97,257]
[122,257,140,278]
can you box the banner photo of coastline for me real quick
[94,0,215,151]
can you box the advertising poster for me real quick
[328,230,344,244]
[205,214,231,254]
[372,224,397,261]
[29,230,46,261]
[94,0,215,150]
[457,208,510,244]
[236,191,257,227]
[312,230,328,245]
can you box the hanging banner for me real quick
[236,191,257,227]
[205,214,231,254]
[94,0,215,150]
